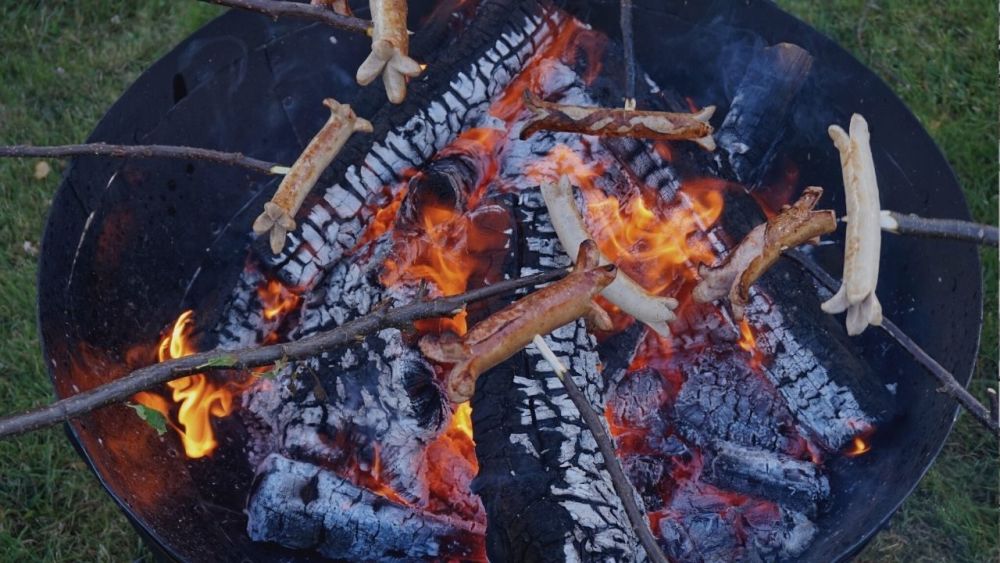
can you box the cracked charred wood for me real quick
[822,114,883,336]
[253,99,372,254]
[247,454,483,560]
[420,239,615,402]
[356,0,422,104]
[541,175,678,335]
[702,440,830,516]
[521,91,717,150]
[693,186,836,319]
[471,187,642,561]
[672,347,801,454]
[397,150,488,227]
[262,0,565,289]
[715,42,813,189]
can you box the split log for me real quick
[520,91,716,150]
[821,114,883,335]
[693,186,837,319]
[247,454,482,560]
[471,187,642,561]
[715,42,813,188]
[702,440,830,515]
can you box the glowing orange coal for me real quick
[846,436,872,457]
[259,279,301,322]
[135,310,234,459]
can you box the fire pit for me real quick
[37,0,982,561]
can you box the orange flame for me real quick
[737,318,765,370]
[134,311,233,459]
[258,279,301,322]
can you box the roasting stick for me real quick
[878,211,999,247]
[532,335,670,563]
[521,91,717,151]
[0,268,569,440]
[199,0,371,34]
[619,0,636,108]
[786,250,1000,437]
[542,176,679,336]
[253,99,372,254]
[310,0,351,16]
[0,143,288,175]
[694,186,837,320]
[356,0,422,104]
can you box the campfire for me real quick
[20,0,993,561]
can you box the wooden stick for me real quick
[619,0,636,106]
[880,211,999,247]
[199,0,371,34]
[0,143,287,175]
[520,91,716,151]
[785,249,1000,437]
[532,335,668,563]
[0,269,567,440]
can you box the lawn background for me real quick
[0,1,995,561]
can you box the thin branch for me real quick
[619,0,636,106]
[532,335,669,563]
[785,250,1000,437]
[0,269,567,440]
[0,143,287,175]
[880,210,999,247]
[199,0,372,34]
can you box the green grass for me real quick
[0,1,995,561]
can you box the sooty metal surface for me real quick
[37,0,981,561]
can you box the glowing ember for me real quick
[846,435,872,457]
[258,279,301,322]
[737,318,766,370]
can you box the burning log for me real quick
[821,114,883,336]
[541,175,678,335]
[702,440,830,515]
[520,91,717,150]
[253,99,372,254]
[693,186,836,320]
[715,42,814,188]
[356,0,422,104]
[471,188,641,561]
[420,239,616,402]
[247,454,483,560]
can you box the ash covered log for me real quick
[247,454,483,560]
[672,347,800,453]
[702,440,830,515]
[470,187,642,561]
[263,0,566,289]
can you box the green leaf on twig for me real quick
[126,403,168,436]
[197,354,238,369]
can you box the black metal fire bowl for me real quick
[37,0,982,561]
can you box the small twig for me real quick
[880,210,999,247]
[785,250,1000,437]
[619,0,636,106]
[0,143,287,175]
[0,269,567,440]
[532,335,669,563]
[199,0,371,34]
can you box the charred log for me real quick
[470,187,641,561]
[702,440,830,515]
[247,454,482,560]
[672,347,799,453]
